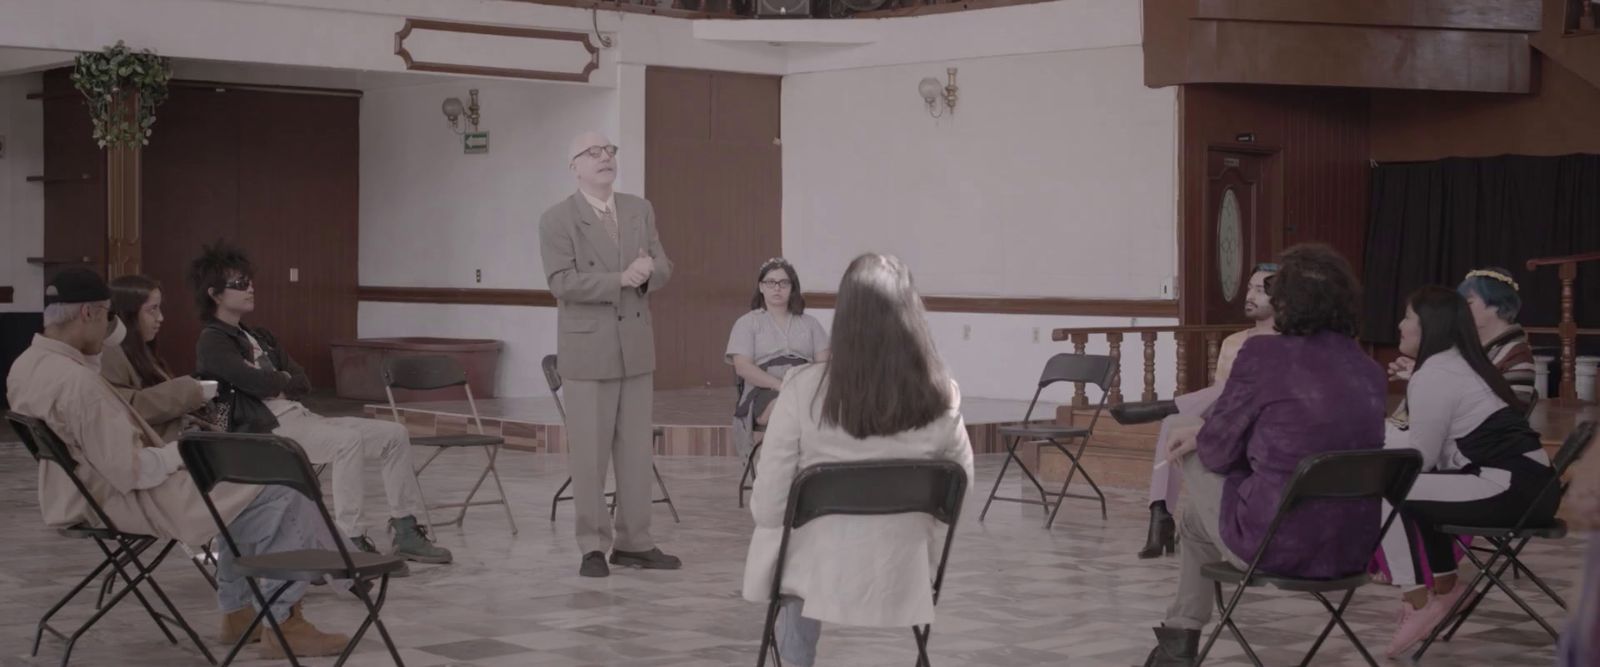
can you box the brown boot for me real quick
[219,607,262,645]
[257,603,350,659]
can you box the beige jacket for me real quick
[742,364,975,627]
[99,342,205,442]
[6,336,257,546]
[538,191,673,381]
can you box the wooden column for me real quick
[1557,261,1578,406]
[105,96,141,280]
[1141,331,1158,402]
[1070,333,1089,408]
[1204,332,1222,385]
[1175,333,1189,396]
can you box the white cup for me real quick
[199,380,219,401]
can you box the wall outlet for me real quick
[1160,276,1176,298]
[289,267,299,283]
[475,269,482,283]
[962,324,971,341]
[1032,327,1040,343]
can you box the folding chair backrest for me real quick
[383,355,467,391]
[5,411,122,532]
[1241,449,1423,578]
[785,460,968,529]
[1037,353,1115,391]
[178,431,359,571]
[1023,353,1117,425]
[6,410,77,472]
[1277,449,1423,513]
[541,354,566,419]
[383,354,486,432]
[179,432,324,501]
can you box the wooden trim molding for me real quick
[0,286,12,304]
[358,286,557,307]
[394,18,600,83]
[802,293,1179,318]
[357,286,1177,317]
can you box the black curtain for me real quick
[1362,154,1600,345]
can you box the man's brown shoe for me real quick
[219,607,262,645]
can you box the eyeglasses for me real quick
[760,279,792,290]
[224,277,253,292]
[573,145,619,161]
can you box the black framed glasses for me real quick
[224,277,253,292]
[573,145,619,161]
[760,279,792,290]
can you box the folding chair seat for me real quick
[180,431,409,666]
[1412,420,1596,660]
[540,354,679,523]
[979,353,1115,528]
[383,355,517,534]
[5,411,217,667]
[1195,448,1424,667]
[757,460,968,667]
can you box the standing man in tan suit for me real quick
[540,131,680,577]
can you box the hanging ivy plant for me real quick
[70,41,172,149]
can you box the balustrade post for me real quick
[1140,331,1158,402]
[1106,332,1124,406]
[1070,333,1089,408]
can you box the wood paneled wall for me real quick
[1178,84,1371,327]
[139,86,359,385]
[40,70,107,282]
[645,67,782,390]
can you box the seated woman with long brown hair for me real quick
[741,253,974,667]
[100,274,216,441]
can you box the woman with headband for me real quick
[726,258,831,459]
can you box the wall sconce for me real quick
[441,89,481,134]
[918,68,958,118]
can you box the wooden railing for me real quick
[1526,251,1600,406]
[507,0,1051,19]
[1050,325,1244,407]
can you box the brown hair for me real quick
[820,253,952,438]
[110,274,173,386]
[1269,243,1361,337]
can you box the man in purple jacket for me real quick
[1143,244,1387,667]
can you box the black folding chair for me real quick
[179,431,408,666]
[1412,419,1596,660]
[757,460,968,667]
[1196,449,1424,666]
[383,355,517,535]
[4,411,217,667]
[979,353,1115,528]
[541,354,680,523]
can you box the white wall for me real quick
[358,76,627,396]
[783,44,1179,299]
[0,72,44,312]
[359,78,619,290]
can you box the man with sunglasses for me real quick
[191,243,452,574]
[539,131,678,577]
[1117,263,1279,561]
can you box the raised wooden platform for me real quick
[365,387,1057,458]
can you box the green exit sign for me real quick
[464,131,489,154]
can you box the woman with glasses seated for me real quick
[726,258,830,459]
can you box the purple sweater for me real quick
[1196,331,1388,579]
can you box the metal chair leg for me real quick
[652,464,681,523]
[551,477,574,521]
